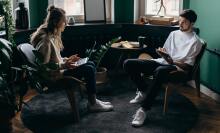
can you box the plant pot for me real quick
[96,67,108,85]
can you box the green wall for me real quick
[190,0,220,93]
[29,0,48,28]
[114,0,134,23]
[183,0,190,9]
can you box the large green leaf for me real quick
[44,62,59,70]
[1,48,11,61]
[0,76,7,91]
[0,38,13,53]
[86,36,122,68]
[33,50,44,64]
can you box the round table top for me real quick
[111,42,147,51]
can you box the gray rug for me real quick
[21,76,198,133]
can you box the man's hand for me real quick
[156,47,173,64]
[173,61,192,72]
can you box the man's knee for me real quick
[123,59,133,72]
[154,67,172,78]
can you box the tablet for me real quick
[157,50,171,58]
[74,57,89,66]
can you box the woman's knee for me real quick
[83,65,96,74]
[86,61,95,67]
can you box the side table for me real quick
[110,42,147,70]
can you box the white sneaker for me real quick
[132,107,146,127]
[129,91,146,104]
[96,99,112,105]
[88,99,114,112]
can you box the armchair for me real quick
[138,39,207,114]
[17,43,83,122]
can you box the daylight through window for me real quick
[145,0,182,16]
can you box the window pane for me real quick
[145,0,181,16]
[49,0,84,16]
[48,0,112,22]
[11,0,30,28]
[12,0,29,18]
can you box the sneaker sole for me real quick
[88,107,114,113]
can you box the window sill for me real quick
[13,23,181,35]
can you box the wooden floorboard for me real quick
[11,85,220,133]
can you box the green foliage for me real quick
[86,36,121,68]
[0,38,13,76]
[32,50,59,81]
[0,39,17,111]
[0,38,59,110]
[0,0,15,46]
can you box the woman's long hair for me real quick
[30,5,66,50]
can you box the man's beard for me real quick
[180,26,191,32]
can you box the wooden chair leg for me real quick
[195,71,201,97]
[65,88,80,123]
[195,79,200,97]
[163,85,173,115]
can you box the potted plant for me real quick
[0,38,20,133]
[0,1,17,132]
[86,36,121,84]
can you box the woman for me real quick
[30,5,113,112]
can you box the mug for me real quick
[138,36,146,48]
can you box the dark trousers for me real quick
[63,61,96,94]
[123,59,177,110]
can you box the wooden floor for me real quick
[11,85,220,133]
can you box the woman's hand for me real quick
[64,59,78,69]
[63,54,80,69]
[68,54,80,62]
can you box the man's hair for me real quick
[180,9,197,23]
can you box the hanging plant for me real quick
[0,0,15,46]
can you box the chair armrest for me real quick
[168,70,189,83]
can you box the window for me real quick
[48,0,84,16]
[11,0,30,28]
[48,0,113,23]
[145,0,183,16]
[12,0,29,18]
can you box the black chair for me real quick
[138,39,207,114]
[17,43,83,122]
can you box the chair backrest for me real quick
[17,43,37,67]
[17,43,48,93]
[190,39,207,79]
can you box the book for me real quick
[73,57,89,66]
[156,49,173,63]
[120,41,133,48]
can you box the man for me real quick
[123,9,202,127]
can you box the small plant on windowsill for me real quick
[85,37,121,84]
[0,0,15,44]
